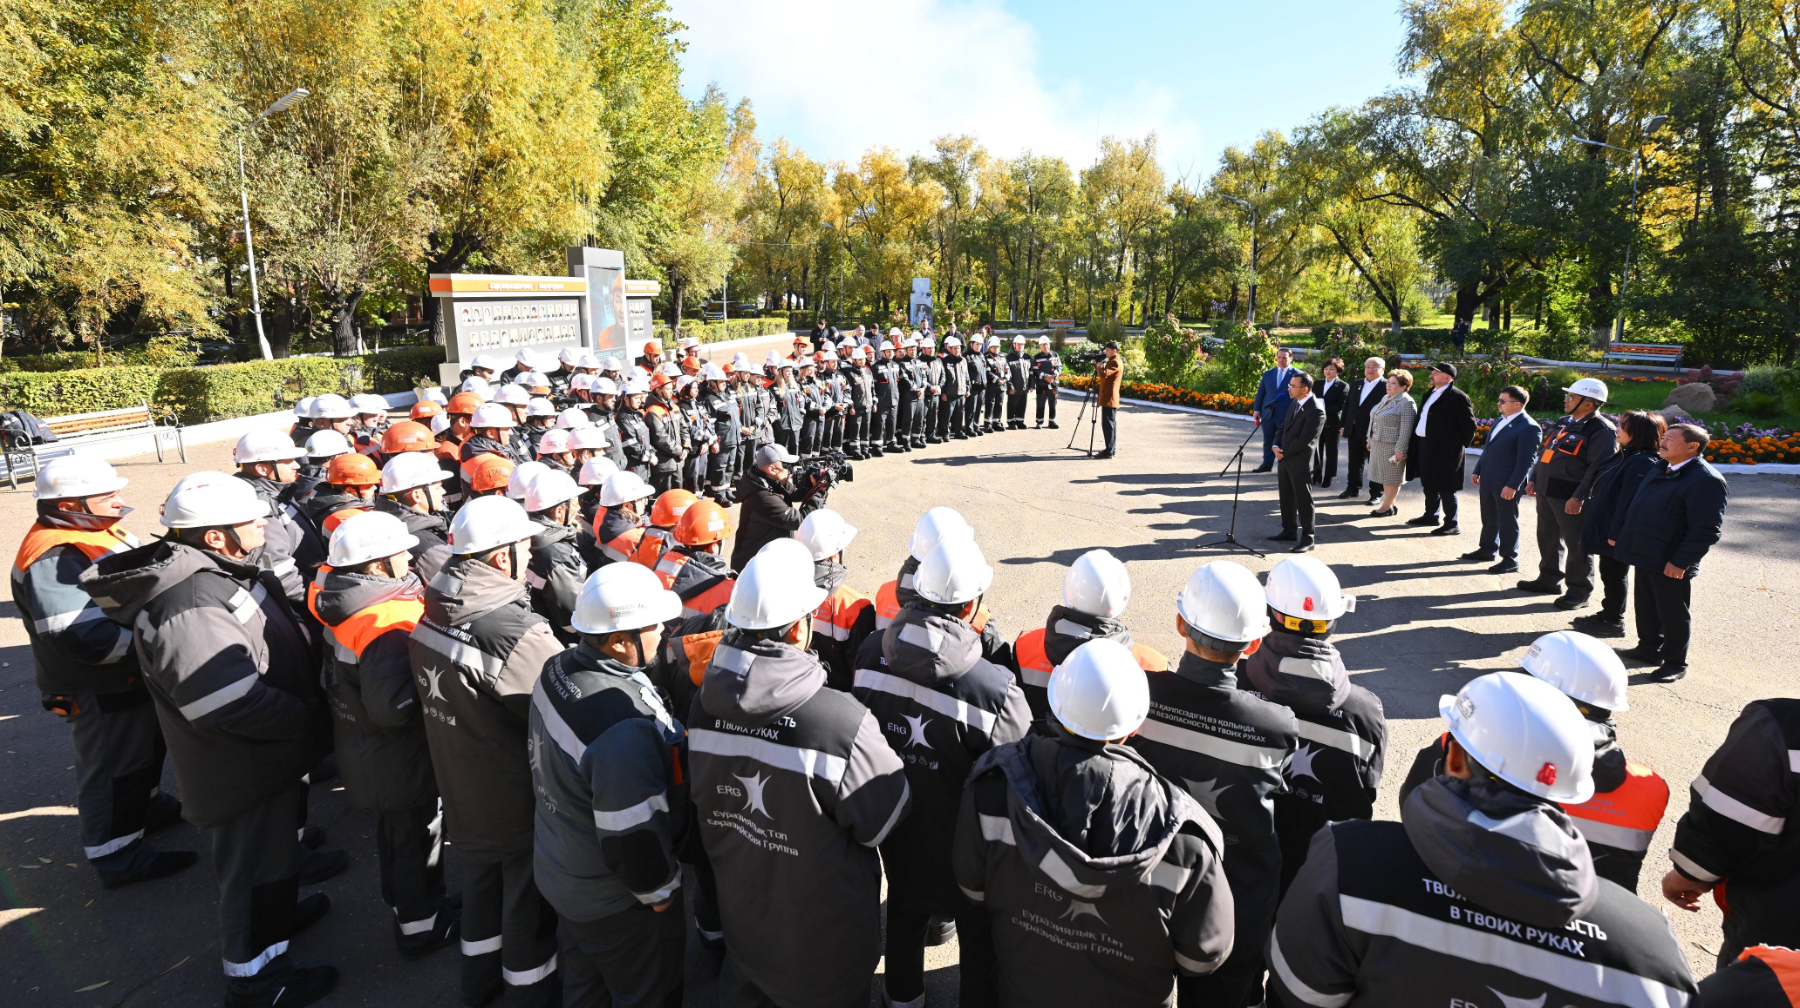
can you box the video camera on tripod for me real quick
[794,451,855,492]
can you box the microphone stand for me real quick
[1194,416,1265,557]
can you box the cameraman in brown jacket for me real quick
[1096,341,1123,458]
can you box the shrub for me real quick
[1740,391,1784,417]
[1217,326,1279,398]
[360,346,447,393]
[1140,315,1208,385]
[157,358,359,424]
[652,317,791,345]
[1739,365,1785,398]
[0,366,166,416]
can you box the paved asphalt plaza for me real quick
[2,394,1796,1004]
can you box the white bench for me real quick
[1601,342,1683,370]
[2,401,185,490]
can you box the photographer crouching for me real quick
[1096,341,1122,458]
[729,443,836,570]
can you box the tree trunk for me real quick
[1452,282,1482,328]
[331,289,365,357]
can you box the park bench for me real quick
[1,401,185,490]
[1601,341,1684,370]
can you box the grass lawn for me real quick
[1524,377,1800,430]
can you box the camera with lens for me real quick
[795,451,855,490]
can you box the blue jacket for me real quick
[1578,447,1663,557]
[1252,365,1297,424]
[1471,413,1540,492]
[1612,458,1728,574]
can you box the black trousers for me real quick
[984,386,1004,426]
[825,411,844,450]
[1598,555,1631,618]
[1535,495,1593,596]
[650,467,680,494]
[961,394,979,435]
[936,394,961,438]
[1277,461,1315,538]
[706,445,738,490]
[1034,386,1058,423]
[214,781,305,998]
[1312,426,1340,484]
[1423,487,1459,523]
[1633,565,1694,668]
[1477,486,1522,559]
[799,416,822,458]
[844,408,868,451]
[684,453,707,494]
[558,897,685,1008]
[460,850,560,1008]
[1005,391,1027,426]
[872,400,896,447]
[1343,426,1369,490]
[63,691,167,883]
[378,799,449,952]
[884,901,996,1007]
[1100,406,1117,453]
[1717,869,1800,972]
[901,397,923,443]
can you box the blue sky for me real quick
[669,0,1411,176]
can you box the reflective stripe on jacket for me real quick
[13,518,142,692]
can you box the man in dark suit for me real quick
[1269,371,1325,552]
[1312,359,1347,487]
[1462,385,1540,573]
[1405,361,1477,534]
[1250,346,1296,472]
[1338,355,1386,501]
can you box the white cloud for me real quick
[668,0,1206,172]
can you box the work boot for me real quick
[299,825,326,851]
[298,848,348,886]
[397,895,462,959]
[1515,579,1561,595]
[870,447,885,457]
[1047,421,1060,429]
[146,793,183,831]
[1571,613,1625,637]
[293,893,331,936]
[224,965,339,1008]
[100,849,199,890]
[1553,593,1591,611]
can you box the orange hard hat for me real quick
[446,392,484,415]
[650,489,697,527]
[674,500,731,546]
[326,452,381,487]
[643,341,661,355]
[468,454,516,494]
[380,420,435,455]
[410,400,442,420]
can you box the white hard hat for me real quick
[944,335,962,347]
[555,407,593,430]
[472,353,505,372]
[494,384,530,406]
[1063,549,1131,618]
[914,537,995,606]
[1049,639,1151,741]
[578,457,619,487]
[1563,377,1609,403]
[593,377,620,396]
[234,429,306,465]
[731,352,751,369]
[1176,561,1270,646]
[1520,631,1630,712]
[577,353,601,369]
[572,562,683,635]
[558,347,580,365]
[446,494,540,555]
[727,539,828,630]
[1264,556,1354,622]
[659,361,683,377]
[987,336,1002,349]
[888,327,904,337]
[600,357,622,372]
[471,403,515,429]
[1036,335,1050,345]
[519,372,550,389]
[327,511,418,568]
[909,506,971,561]
[33,456,128,500]
[624,377,650,396]
[459,376,494,401]
[295,396,318,419]
[796,509,858,561]
[422,388,449,406]
[525,398,557,418]
[379,451,448,495]
[880,341,896,352]
[1440,672,1595,803]
[570,373,595,393]
[764,350,782,366]
[428,413,450,435]
[536,428,572,455]
[507,460,549,501]
[351,393,389,415]
[850,346,867,360]
[569,426,611,452]
[599,470,654,507]
[701,363,727,382]
[524,468,583,513]
[820,340,836,353]
[312,394,355,419]
[305,430,352,459]
[514,347,538,364]
[160,475,270,529]
[1012,335,1025,344]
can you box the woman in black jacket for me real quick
[1572,410,1666,637]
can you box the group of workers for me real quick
[9,335,1797,1008]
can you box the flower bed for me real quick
[1063,375,1253,414]
[1702,424,1800,465]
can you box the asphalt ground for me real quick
[3,393,1796,1005]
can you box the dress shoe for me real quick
[224,965,338,1008]
[1617,645,1663,663]
[1336,487,1361,500]
[298,848,349,886]
[1459,550,1497,562]
[1429,522,1461,535]
[1318,480,1333,489]
[1553,593,1591,611]
[1515,579,1562,594]
[1645,664,1687,683]
[1048,421,1060,429]
[1290,540,1316,553]
[1405,514,1440,526]
[1095,451,1115,459]
[100,849,199,889]
[1267,531,1298,542]
[292,892,332,936]
[1571,613,1625,637]
[1250,465,1273,474]
[1487,559,1520,574]
[1369,507,1398,518]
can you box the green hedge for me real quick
[0,346,450,424]
[652,317,792,345]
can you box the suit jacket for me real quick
[1344,377,1383,440]
[1405,384,1476,492]
[1278,395,1326,470]
[1472,413,1540,492]
[1316,378,1347,429]
[1252,365,1297,425]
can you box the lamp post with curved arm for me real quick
[1574,114,1667,343]
[237,88,309,360]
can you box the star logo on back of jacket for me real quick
[421,665,448,703]
[1288,743,1321,782]
[903,713,934,750]
[1181,777,1232,819]
[736,772,772,819]
[1061,899,1106,926]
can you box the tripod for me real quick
[1194,417,1265,557]
[1064,384,1101,455]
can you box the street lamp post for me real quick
[1222,195,1259,327]
[821,220,846,324]
[237,88,309,360]
[1574,115,1667,343]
